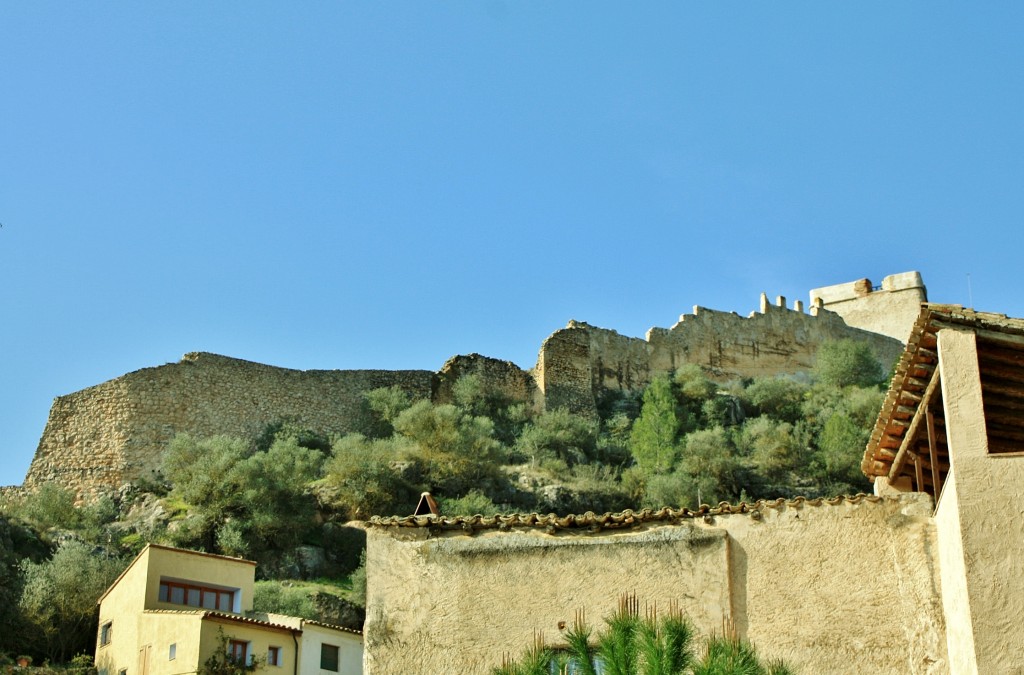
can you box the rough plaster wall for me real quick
[364,524,730,673]
[942,455,1024,674]
[25,353,434,496]
[537,304,904,416]
[365,495,947,674]
[734,496,946,674]
[933,470,978,675]
[933,327,1024,673]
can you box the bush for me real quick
[514,409,599,467]
[814,340,884,388]
[743,376,809,424]
[17,484,80,531]
[253,581,318,619]
[440,490,502,516]
[321,434,418,519]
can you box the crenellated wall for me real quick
[536,295,905,415]
[24,353,434,497]
[20,274,921,498]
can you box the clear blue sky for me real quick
[3,3,1023,488]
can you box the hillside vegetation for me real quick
[0,339,886,666]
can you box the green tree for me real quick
[677,428,744,507]
[630,377,682,475]
[161,434,324,558]
[515,409,599,467]
[742,377,809,425]
[364,386,414,438]
[392,401,506,494]
[814,340,884,389]
[200,628,263,675]
[738,418,804,485]
[320,434,417,519]
[18,540,124,663]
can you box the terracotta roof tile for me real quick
[368,494,889,532]
[862,303,1024,480]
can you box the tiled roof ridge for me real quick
[303,618,363,636]
[143,608,297,632]
[368,493,891,531]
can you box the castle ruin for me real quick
[19,273,924,498]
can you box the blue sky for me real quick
[2,3,1023,488]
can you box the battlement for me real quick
[810,271,927,341]
[21,273,921,497]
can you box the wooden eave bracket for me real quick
[887,369,942,483]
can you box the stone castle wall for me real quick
[432,353,538,407]
[24,353,434,497]
[21,274,922,497]
[811,271,927,342]
[536,295,905,414]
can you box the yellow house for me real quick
[95,544,362,675]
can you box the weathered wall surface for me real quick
[365,494,947,674]
[811,271,927,342]
[24,353,434,496]
[536,296,904,415]
[933,327,1024,674]
[21,275,918,497]
[433,353,538,408]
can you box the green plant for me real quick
[494,595,792,675]
[813,340,884,389]
[18,541,124,663]
[630,376,682,475]
[199,628,263,675]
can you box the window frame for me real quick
[319,643,339,672]
[267,646,281,667]
[159,580,235,612]
[100,621,113,647]
[168,643,176,661]
[229,640,249,665]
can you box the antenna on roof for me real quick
[967,273,973,308]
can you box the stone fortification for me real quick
[365,493,946,674]
[432,353,537,407]
[24,353,433,497]
[536,294,905,414]
[21,273,921,497]
[811,270,927,342]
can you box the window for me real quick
[118,669,127,675]
[229,641,248,665]
[320,644,339,672]
[168,644,176,661]
[159,580,235,612]
[100,622,113,646]
[267,647,280,667]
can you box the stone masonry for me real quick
[23,353,434,498]
[20,273,923,497]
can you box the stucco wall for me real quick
[25,353,434,496]
[298,623,363,675]
[364,494,946,674]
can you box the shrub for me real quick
[814,340,884,389]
